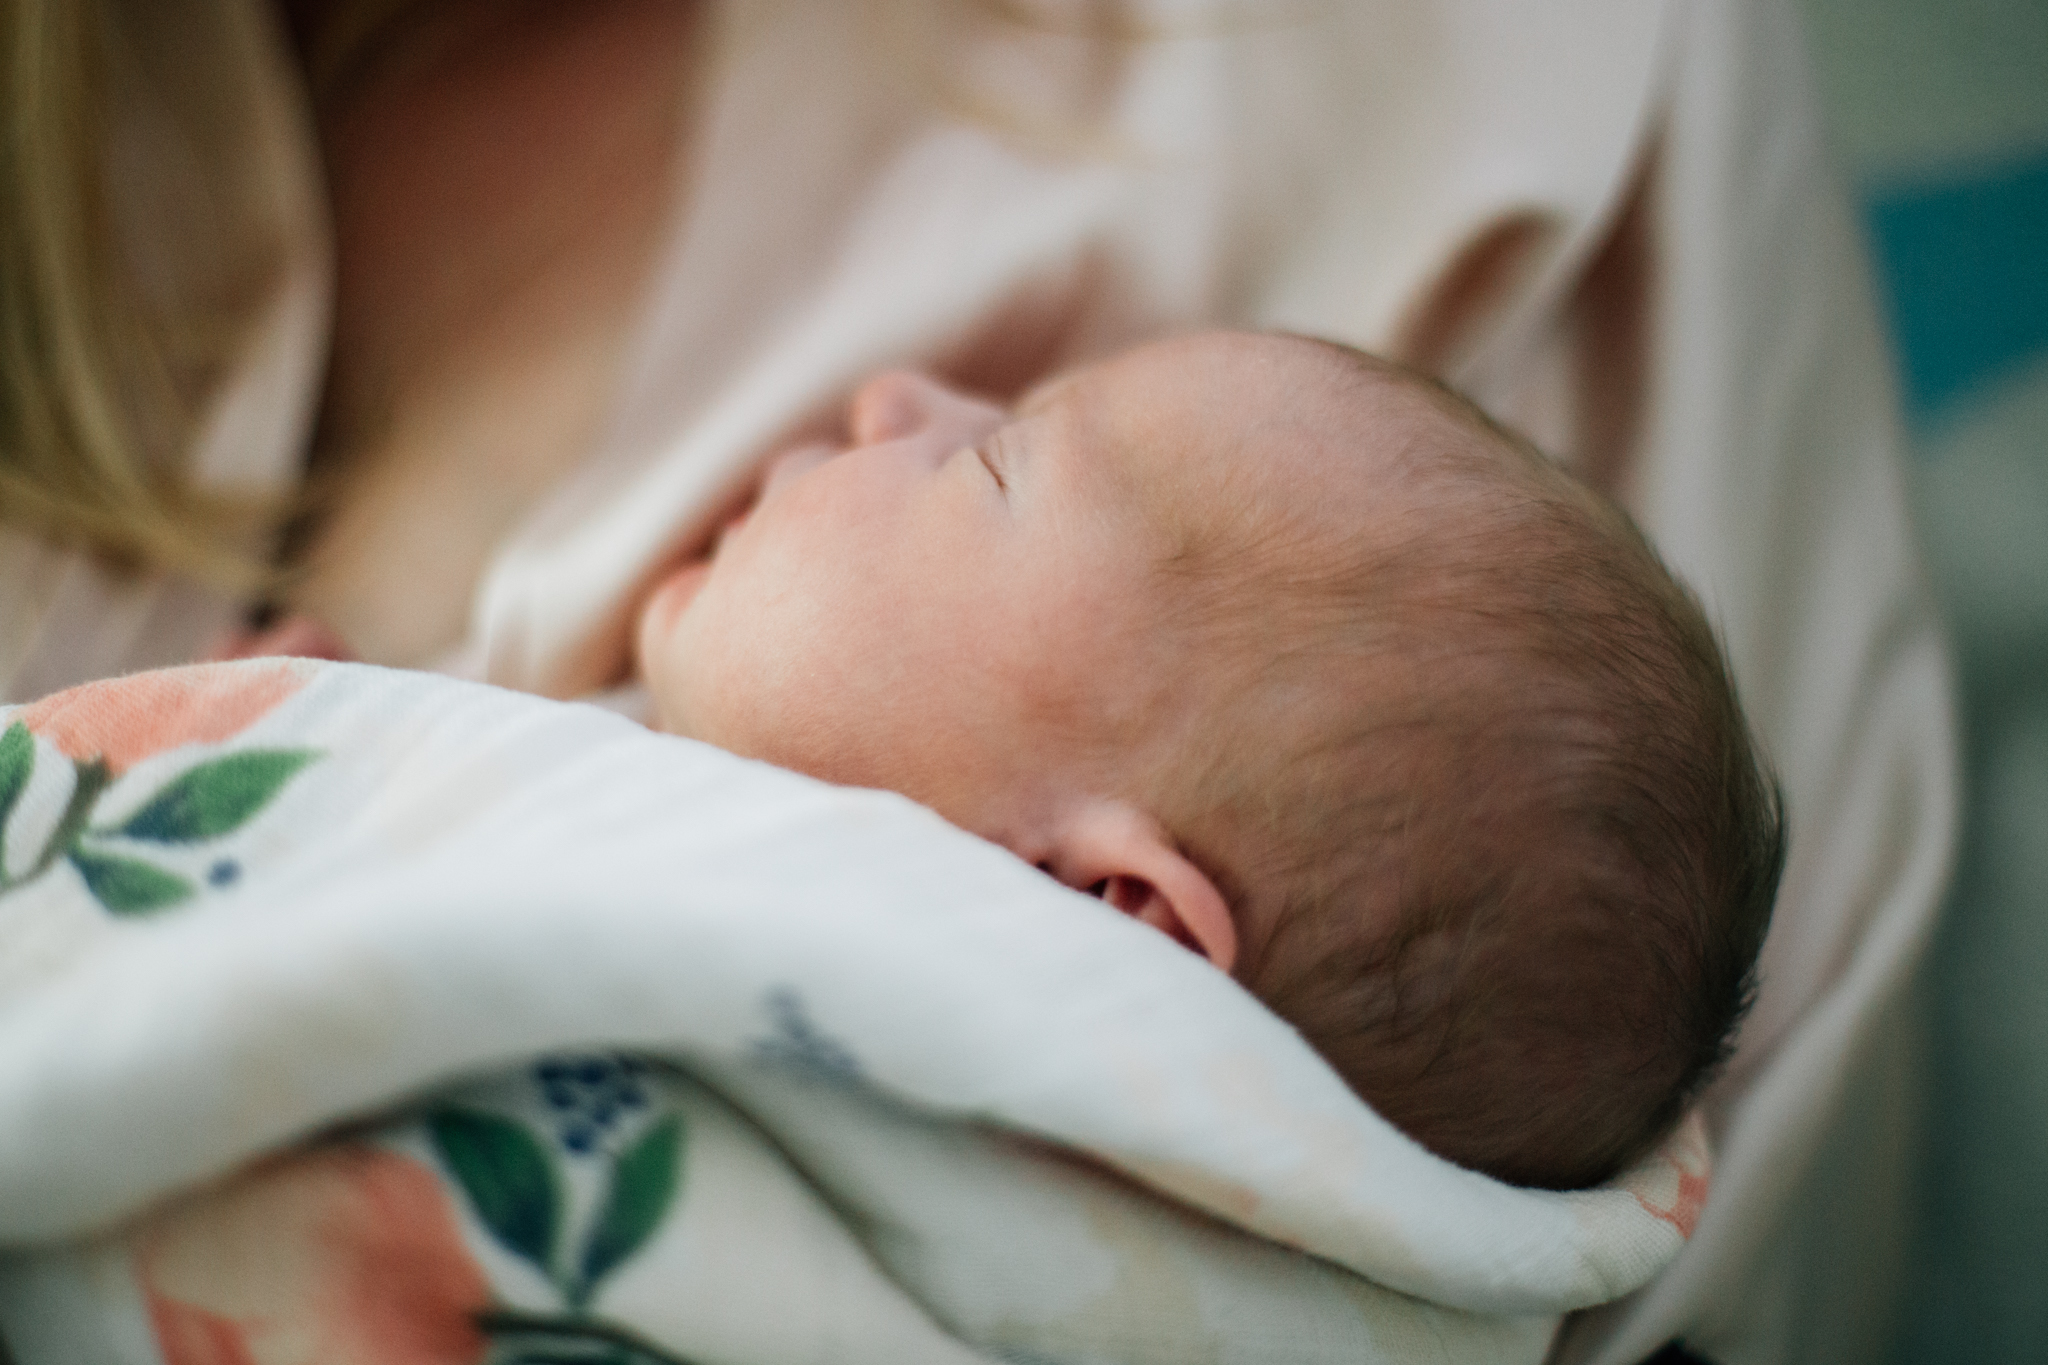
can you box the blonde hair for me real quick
[1,0,281,590]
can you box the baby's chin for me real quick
[634,561,712,732]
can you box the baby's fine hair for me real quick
[1154,338,1784,1190]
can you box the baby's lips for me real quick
[638,560,712,649]
[641,439,830,638]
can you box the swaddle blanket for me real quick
[0,660,1709,1363]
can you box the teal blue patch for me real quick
[1866,150,2048,429]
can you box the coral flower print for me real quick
[135,1146,491,1365]
[1624,1111,1711,1239]
[0,661,320,915]
[18,660,314,774]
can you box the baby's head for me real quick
[637,330,1783,1189]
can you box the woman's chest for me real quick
[288,0,702,667]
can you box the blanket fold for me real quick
[0,661,1705,1364]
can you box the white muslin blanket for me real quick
[0,660,1708,1363]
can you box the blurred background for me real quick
[1795,0,2048,1357]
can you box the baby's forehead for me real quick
[1038,332,1496,541]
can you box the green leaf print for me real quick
[576,1113,685,1305]
[32,758,110,883]
[0,723,31,826]
[114,749,317,843]
[430,1108,562,1280]
[0,723,32,879]
[68,849,193,914]
[475,1309,703,1364]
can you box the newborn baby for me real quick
[637,329,1785,1191]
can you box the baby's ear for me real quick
[1043,803,1237,972]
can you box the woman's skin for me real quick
[281,0,703,666]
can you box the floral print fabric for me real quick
[0,662,1707,1364]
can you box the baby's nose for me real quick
[847,370,1006,455]
[848,372,935,446]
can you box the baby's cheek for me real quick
[658,617,792,754]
